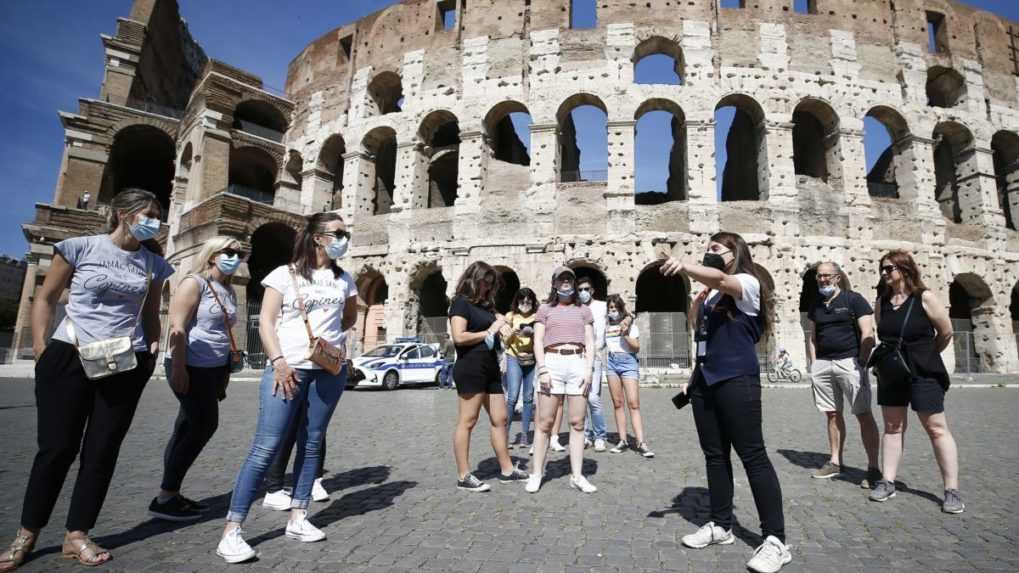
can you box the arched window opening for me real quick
[247,222,297,302]
[633,37,684,85]
[635,262,691,368]
[356,271,389,352]
[949,276,992,373]
[99,125,176,219]
[991,131,1019,230]
[228,146,278,205]
[557,95,608,183]
[416,269,449,345]
[715,94,767,201]
[635,99,687,204]
[232,100,287,142]
[319,135,346,210]
[567,264,608,302]
[792,99,841,187]
[485,101,532,166]
[362,127,398,215]
[420,111,460,208]
[926,66,966,109]
[367,72,404,116]
[932,122,976,224]
[864,107,913,199]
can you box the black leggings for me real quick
[690,371,785,542]
[22,340,154,531]
[160,364,227,492]
[265,401,326,493]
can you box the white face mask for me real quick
[518,303,533,314]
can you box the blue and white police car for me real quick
[349,338,449,390]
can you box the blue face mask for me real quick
[557,286,574,299]
[325,236,349,259]
[484,331,497,350]
[578,290,592,304]
[129,215,161,241]
[217,254,240,275]
[818,285,836,298]
[607,311,620,322]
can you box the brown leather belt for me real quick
[545,346,584,356]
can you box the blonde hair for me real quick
[191,236,241,274]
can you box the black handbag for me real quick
[867,297,915,387]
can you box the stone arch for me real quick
[318,134,347,210]
[716,93,768,201]
[949,272,994,373]
[367,71,404,116]
[362,126,398,215]
[410,262,448,343]
[229,145,279,205]
[865,106,915,199]
[557,93,608,183]
[926,66,967,109]
[991,130,1019,230]
[792,98,842,189]
[419,110,460,208]
[632,36,684,85]
[932,121,977,224]
[246,221,297,302]
[484,100,532,166]
[232,99,288,141]
[634,260,692,367]
[634,98,687,203]
[355,267,390,352]
[493,265,521,314]
[99,124,176,218]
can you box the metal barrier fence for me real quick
[246,300,267,369]
[636,312,691,370]
[418,316,448,346]
[953,331,981,373]
[560,169,608,183]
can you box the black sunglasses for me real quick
[578,286,593,292]
[880,265,897,275]
[320,230,351,240]
[221,248,247,259]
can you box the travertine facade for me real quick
[15,0,1019,375]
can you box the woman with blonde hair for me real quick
[149,236,244,521]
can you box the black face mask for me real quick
[702,252,727,271]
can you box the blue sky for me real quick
[0,0,1016,257]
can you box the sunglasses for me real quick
[221,248,247,259]
[319,230,351,240]
[816,273,838,280]
[880,265,898,275]
[578,286,593,292]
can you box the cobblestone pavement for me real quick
[0,378,1015,572]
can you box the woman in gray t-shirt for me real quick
[1,189,173,570]
[148,236,242,522]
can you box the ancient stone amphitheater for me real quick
[15,0,1019,375]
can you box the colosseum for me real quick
[14,0,1019,376]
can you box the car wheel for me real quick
[382,370,400,390]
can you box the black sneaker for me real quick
[499,467,529,483]
[456,473,491,492]
[179,495,209,512]
[149,496,202,521]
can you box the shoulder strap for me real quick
[203,275,239,352]
[288,265,316,342]
[896,296,916,346]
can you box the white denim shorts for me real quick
[545,352,588,396]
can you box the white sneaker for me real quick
[262,488,292,511]
[594,439,607,452]
[681,522,736,549]
[549,436,566,452]
[609,440,628,454]
[525,473,543,493]
[584,438,593,449]
[746,536,792,573]
[216,527,256,564]
[311,478,329,502]
[569,474,598,493]
[285,516,326,543]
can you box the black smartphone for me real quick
[671,391,690,410]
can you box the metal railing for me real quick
[246,300,267,369]
[234,119,284,143]
[560,169,608,183]
[227,184,275,205]
[636,312,691,369]
[418,316,448,346]
[953,331,982,373]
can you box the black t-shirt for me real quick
[808,290,873,360]
[448,295,498,370]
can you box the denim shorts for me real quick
[606,352,640,380]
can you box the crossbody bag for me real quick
[66,256,152,380]
[867,296,915,387]
[287,265,345,375]
[203,276,245,373]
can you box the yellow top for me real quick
[504,311,536,360]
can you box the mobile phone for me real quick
[671,391,690,410]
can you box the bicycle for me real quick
[766,350,803,383]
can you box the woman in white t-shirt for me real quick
[603,294,654,458]
[217,213,358,564]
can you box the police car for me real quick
[349,338,449,390]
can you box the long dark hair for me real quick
[545,270,580,306]
[511,287,538,315]
[709,231,773,334]
[606,294,629,321]
[455,261,499,309]
[876,249,928,300]
[108,188,163,254]
[292,212,345,280]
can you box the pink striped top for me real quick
[535,303,593,348]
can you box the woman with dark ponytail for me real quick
[217,212,358,564]
[0,189,174,570]
[661,232,791,573]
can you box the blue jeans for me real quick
[504,356,535,442]
[585,357,608,440]
[226,366,346,523]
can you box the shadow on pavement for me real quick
[647,487,761,548]
[776,448,867,487]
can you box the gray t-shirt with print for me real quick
[51,235,174,352]
[183,274,238,368]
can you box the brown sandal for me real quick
[0,530,37,572]
[61,536,111,567]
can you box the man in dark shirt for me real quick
[806,262,881,487]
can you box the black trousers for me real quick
[160,364,227,492]
[690,371,786,542]
[22,340,154,531]
[264,400,326,493]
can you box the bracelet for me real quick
[269,355,284,365]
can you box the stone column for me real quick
[686,118,719,236]
[606,119,636,233]
[54,140,107,209]
[392,141,428,212]
[962,146,1008,228]
[342,150,373,223]
[198,129,231,203]
[765,121,797,204]
[970,303,1019,374]
[456,129,486,209]
[526,122,559,210]
[839,127,873,242]
[906,136,947,245]
[300,167,334,214]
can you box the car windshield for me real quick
[363,345,403,358]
